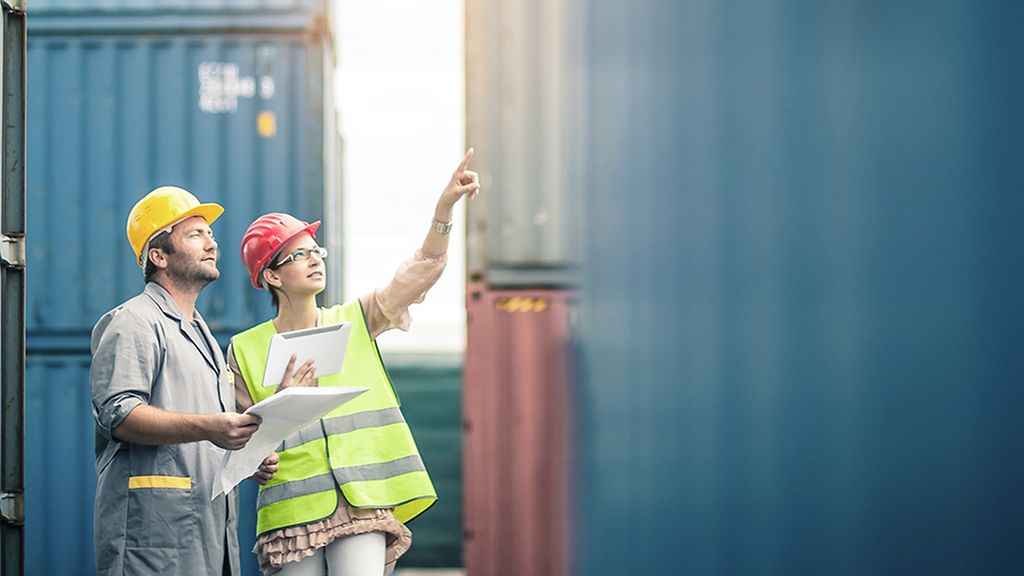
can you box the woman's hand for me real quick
[438,148,480,212]
[250,452,280,486]
[276,353,317,393]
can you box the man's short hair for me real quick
[143,230,175,283]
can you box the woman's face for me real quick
[264,233,327,296]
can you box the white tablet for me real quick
[260,322,351,388]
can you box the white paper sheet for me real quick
[211,386,368,499]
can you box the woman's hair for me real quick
[259,265,282,310]
[143,230,175,283]
[267,282,281,309]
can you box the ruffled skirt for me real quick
[254,493,412,575]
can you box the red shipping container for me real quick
[463,285,576,576]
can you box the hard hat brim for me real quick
[180,202,225,228]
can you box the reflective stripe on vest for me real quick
[231,300,436,535]
[278,407,407,451]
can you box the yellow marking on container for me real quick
[496,297,550,313]
[257,110,277,138]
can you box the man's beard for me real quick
[167,253,220,290]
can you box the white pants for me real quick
[276,531,391,576]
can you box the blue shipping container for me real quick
[575,1,1024,575]
[26,9,338,574]
[27,30,337,337]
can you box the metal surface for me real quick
[0,235,23,268]
[26,27,338,341]
[31,0,323,14]
[22,355,93,574]
[575,1,1024,575]
[464,0,582,288]
[0,2,26,573]
[463,286,575,576]
[0,493,22,525]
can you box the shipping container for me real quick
[25,5,339,574]
[27,27,339,337]
[1,1,27,573]
[575,1,1024,575]
[464,0,582,288]
[463,285,576,576]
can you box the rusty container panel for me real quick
[463,285,575,576]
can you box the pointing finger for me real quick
[455,147,474,174]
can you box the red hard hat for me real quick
[241,213,321,289]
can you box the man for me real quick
[90,186,272,575]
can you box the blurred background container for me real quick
[462,1,582,573]
[574,1,1024,575]
[464,0,582,289]
[463,286,575,576]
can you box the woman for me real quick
[227,149,479,575]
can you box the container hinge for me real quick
[0,234,26,269]
[1,491,24,525]
[1,0,26,15]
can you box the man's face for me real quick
[165,216,219,286]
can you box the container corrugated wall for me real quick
[576,1,1024,575]
[465,0,582,288]
[386,356,464,567]
[27,32,333,335]
[23,355,94,574]
[463,286,575,576]
[25,6,337,574]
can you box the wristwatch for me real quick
[432,218,453,235]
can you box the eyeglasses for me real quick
[270,246,328,269]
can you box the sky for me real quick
[336,0,466,354]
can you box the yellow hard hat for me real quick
[127,186,224,267]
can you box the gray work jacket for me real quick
[90,282,240,576]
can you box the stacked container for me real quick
[463,0,583,573]
[26,1,337,573]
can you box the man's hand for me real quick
[251,452,280,486]
[205,412,261,450]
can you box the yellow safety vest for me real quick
[231,300,436,535]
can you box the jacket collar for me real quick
[143,281,222,374]
[143,281,186,320]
